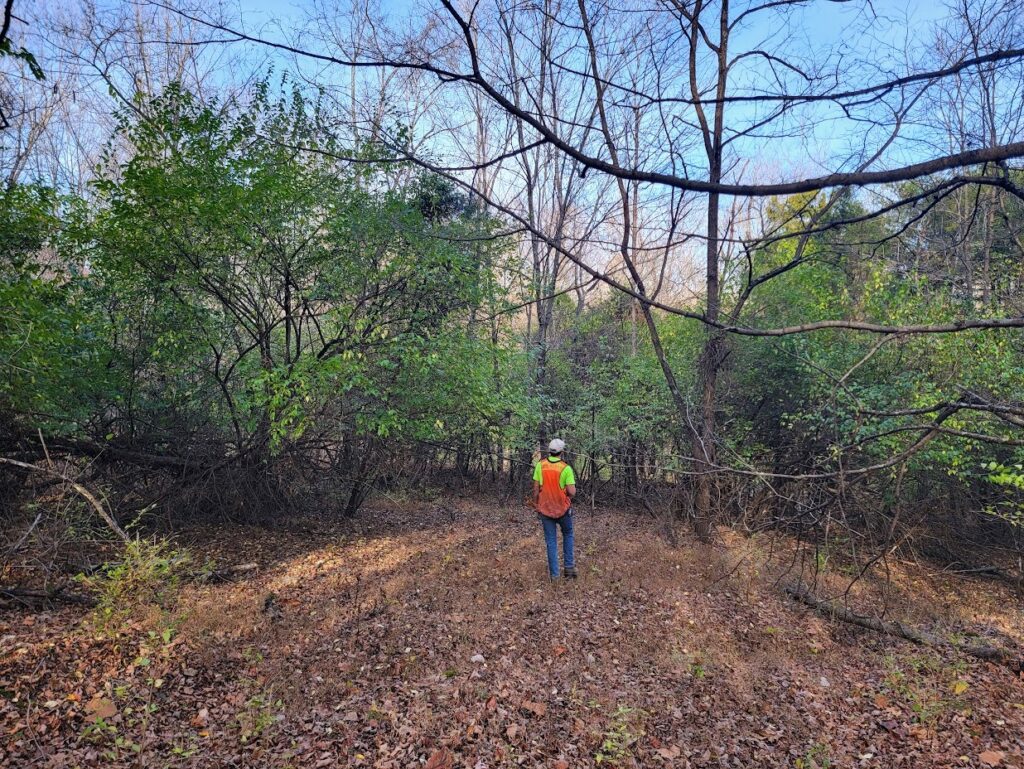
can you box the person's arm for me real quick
[532,462,543,506]
[562,464,577,500]
[533,481,541,504]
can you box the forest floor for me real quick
[3,497,1024,768]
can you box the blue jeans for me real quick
[539,510,574,578]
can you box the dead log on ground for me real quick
[948,565,1024,589]
[68,561,258,583]
[0,586,96,609]
[785,584,1022,673]
[201,562,258,583]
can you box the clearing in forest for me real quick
[2,501,1023,768]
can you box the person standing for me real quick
[533,438,577,580]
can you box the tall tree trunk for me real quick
[689,0,729,540]
[535,286,552,446]
[693,187,722,539]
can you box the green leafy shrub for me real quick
[594,705,644,766]
[79,538,193,630]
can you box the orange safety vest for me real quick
[536,458,572,518]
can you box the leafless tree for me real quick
[2,0,251,190]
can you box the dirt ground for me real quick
[2,499,1023,768]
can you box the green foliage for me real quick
[79,538,193,630]
[985,461,1024,489]
[237,692,283,744]
[982,461,1024,526]
[0,185,111,431]
[0,35,45,81]
[594,705,644,766]
[794,742,831,769]
[4,73,1022,535]
[540,294,682,485]
[84,81,518,466]
[78,621,182,764]
[0,79,529,515]
[881,654,970,724]
[717,184,1024,531]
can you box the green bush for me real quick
[79,538,194,630]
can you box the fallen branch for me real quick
[785,584,1022,672]
[201,562,259,583]
[0,457,129,541]
[5,511,43,556]
[70,560,258,583]
[947,565,1024,588]
[0,562,257,612]
[0,586,96,608]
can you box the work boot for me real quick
[563,566,578,579]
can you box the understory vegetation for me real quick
[3,79,1022,566]
[2,0,1024,765]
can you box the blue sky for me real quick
[795,0,951,47]
[235,0,954,45]
[220,0,975,180]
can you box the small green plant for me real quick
[881,656,910,697]
[170,736,199,759]
[103,733,143,761]
[813,549,829,574]
[668,646,712,679]
[683,649,711,680]
[78,622,180,763]
[594,705,644,766]
[81,716,118,746]
[78,537,193,631]
[881,654,967,724]
[80,694,150,761]
[237,693,282,744]
[795,742,831,768]
[906,653,940,675]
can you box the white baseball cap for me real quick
[548,438,565,453]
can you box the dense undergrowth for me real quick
[1,78,1022,565]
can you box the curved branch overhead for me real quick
[157,1,1024,197]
